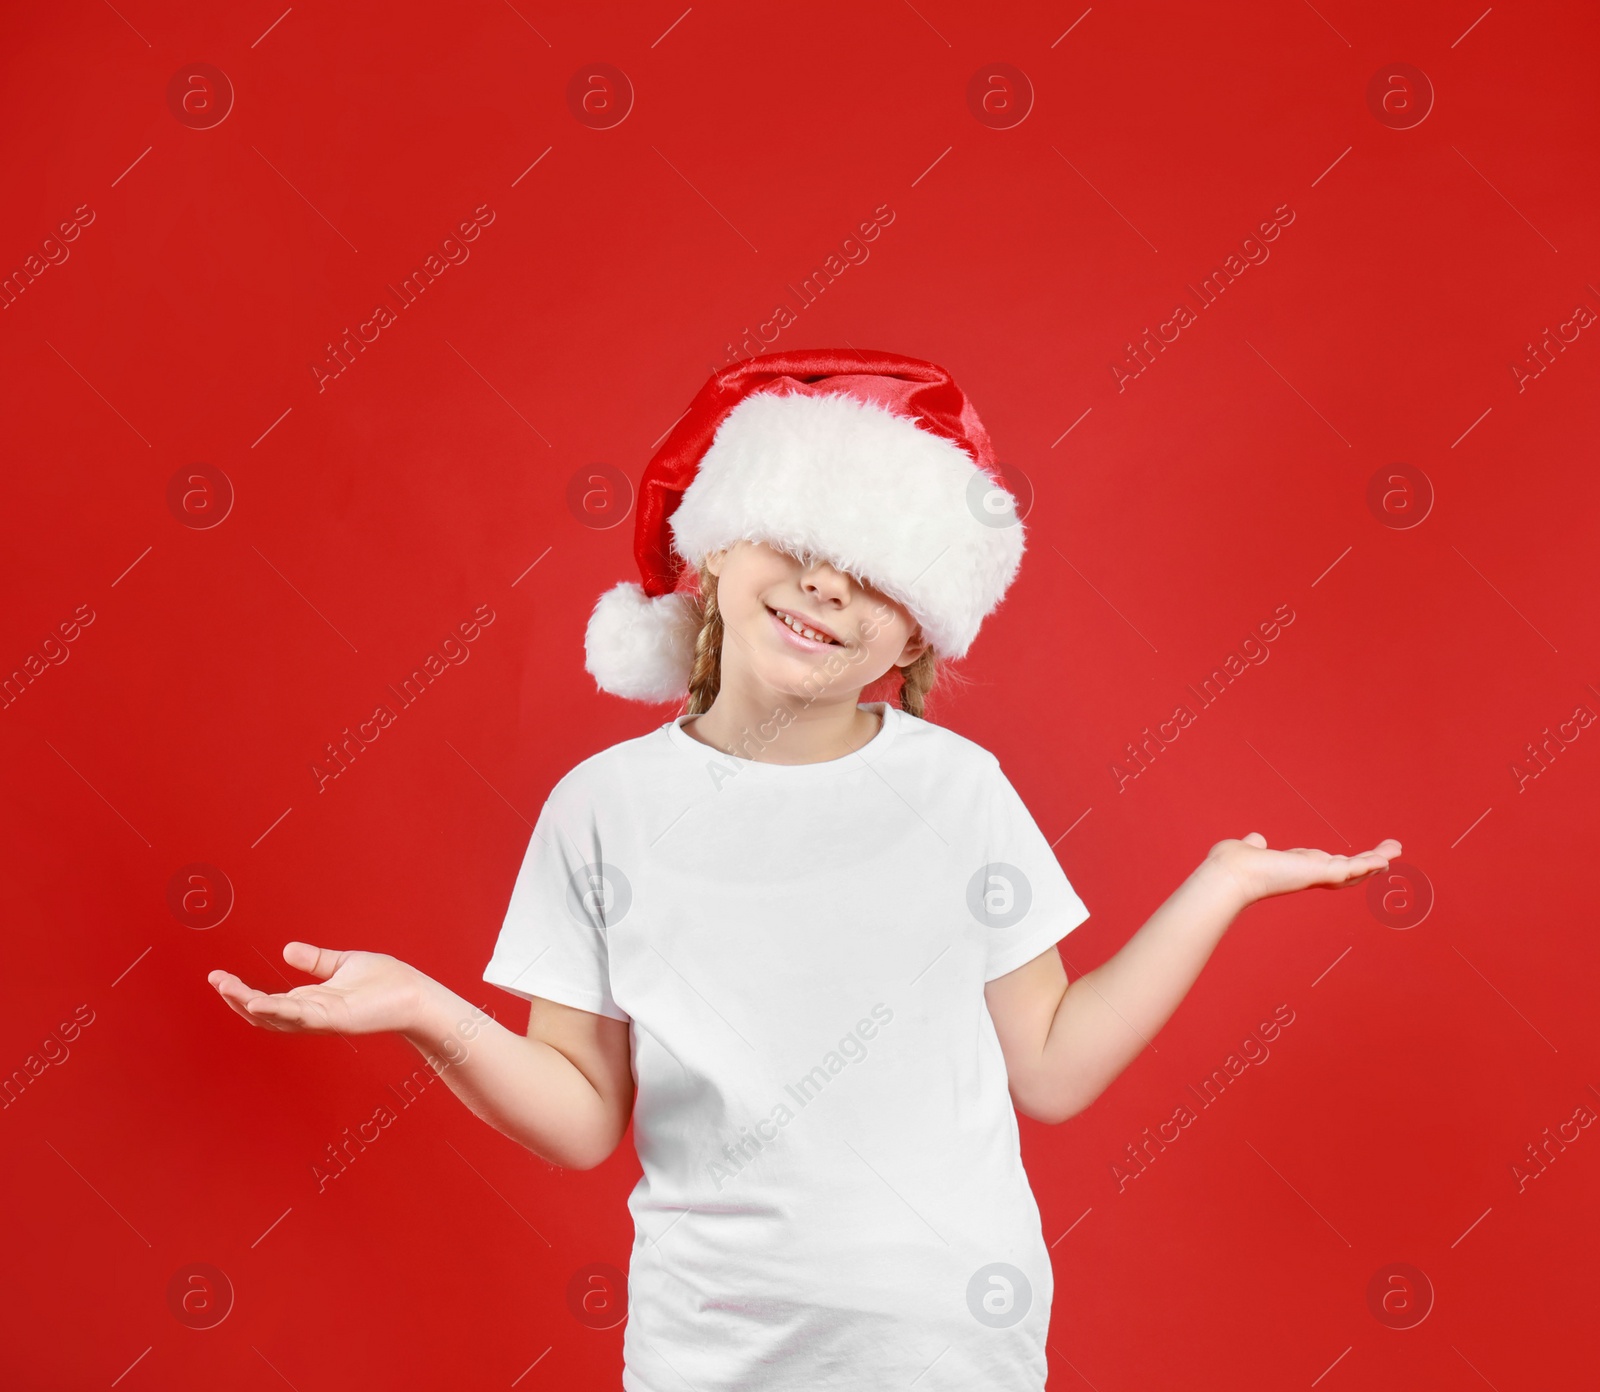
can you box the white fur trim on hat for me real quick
[668,389,1024,661]
[583,581,699,702]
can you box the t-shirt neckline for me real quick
[665,701,900,778]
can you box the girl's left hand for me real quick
[1206,833,1403,908]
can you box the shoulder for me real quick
[543,720,678,808]
[887,713,1027,842]
[891,708,1003,775]
[888,711,1008,808]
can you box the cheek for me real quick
[730,582,773,625]
[859,617,913,661]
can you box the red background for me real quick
[3,1,1597,1387]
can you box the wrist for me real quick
[398,973,459,1049]
[400,974,494,1068]
[1192,851,1255,918]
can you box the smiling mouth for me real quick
[766,605,844,647]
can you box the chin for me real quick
[762,649,888,702]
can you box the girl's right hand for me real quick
[208,942,427,1036]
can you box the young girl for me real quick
[210,349,1399,1391]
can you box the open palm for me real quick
[208,942,422,1036]
[1210,833,1403,906]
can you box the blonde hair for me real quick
[682,562,949,720]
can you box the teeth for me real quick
[778,610,836,644]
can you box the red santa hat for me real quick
[584,348,1026,703]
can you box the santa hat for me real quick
[583,348,1026,703]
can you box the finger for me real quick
[241,1004,310,1036]
[1351,839,1399,861]
[283,942,349,980]
[252,990,344,1032]
[215,987,262,1025]
[1242,832,1268,848]
[210,972,285,1028]
[245,995,311,1028]
[209,967,249,994]
[211,969,268,1010]
[1331,854,1390,887]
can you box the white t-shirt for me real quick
[483,701,1090,1392]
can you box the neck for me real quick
[685,678,881,765]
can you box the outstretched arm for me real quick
[209,944,634,1170]
[985,834,1401,1124]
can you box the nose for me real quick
[800,557,851,607]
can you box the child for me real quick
[210,349,1399,1391]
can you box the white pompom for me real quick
[583,580,699,703]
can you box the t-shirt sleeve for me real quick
[974,759,1091,983]
[482,775,632,1023]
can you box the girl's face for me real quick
[704,540,929,701]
